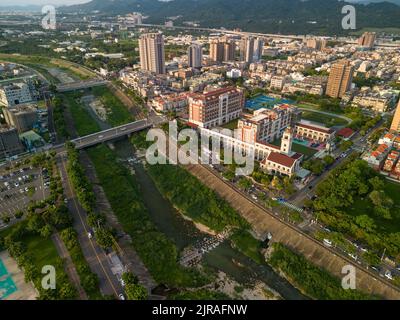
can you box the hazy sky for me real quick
[1,0,91,5]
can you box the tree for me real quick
[339,140,353,152]
[39,224,53,238]
[125,283,147,300]
[94,228,114,249]
[355,215,376,232]
[323,155,335,166]
[368,176,384,191]
[122,272,147,300]
[238,177,252,191]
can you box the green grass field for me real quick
[301,111,348,128]
[24,234,63,275]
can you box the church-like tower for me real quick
[280,126,293,155]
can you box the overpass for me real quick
[70,119,153,149]
[137,23,400,48]
[56,79,109,92]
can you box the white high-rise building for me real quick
[139,33,166,74]
[188,43,202,69]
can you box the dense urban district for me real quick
[1,9,400,301]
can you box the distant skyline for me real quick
[0,0,90,6]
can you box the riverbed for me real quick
[112,139,307,300]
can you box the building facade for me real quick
[139,33,166,74]
[237,105,301,144]
[390,100,400,132]
[0,82,33,107]
[295,121,335,143]
[326,60,354,98]
[188,43,203,69]
[0,126,24,159]
[188,86,244,128]
[241,36,255,64]
[2,104,38,133]
[358,32,376,48]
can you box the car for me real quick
[87,232,93,239]
[118,294,125,300]
[348,253,358,260]
[385,270,393,280]
[98,135,104,139]
[64,198,68,204]
[323,239,332,247]
[14,182,19,187]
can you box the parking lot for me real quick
[0,166,50,228]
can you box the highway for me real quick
[137,23,400,48]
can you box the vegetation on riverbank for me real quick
[86,144,209,287]
[63,92,101,136]
[92,86,134,126]
[268,243,378,300]
[147,164,249,233]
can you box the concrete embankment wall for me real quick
[186,164,400,300]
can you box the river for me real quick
[112,139,307,300]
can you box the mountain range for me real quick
[61,0,400,35]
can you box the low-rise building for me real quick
[2,103,38,133]
[0,82,33,107]
[362,143,391,170]
[151,93,189,113]
[294,120,335,143]
[0,125,24,159]
[270,75,290,91]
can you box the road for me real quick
[71,119,153,149]
[57,152,123,298]
[56,79,108,93]
[137,23,400,48]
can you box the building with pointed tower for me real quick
[280,126,293,155]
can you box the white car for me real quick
[348,253,357,260]
[87,232,93,239]
[323,239,332,247]
[118,294,125,300]
[385,271,393,280]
